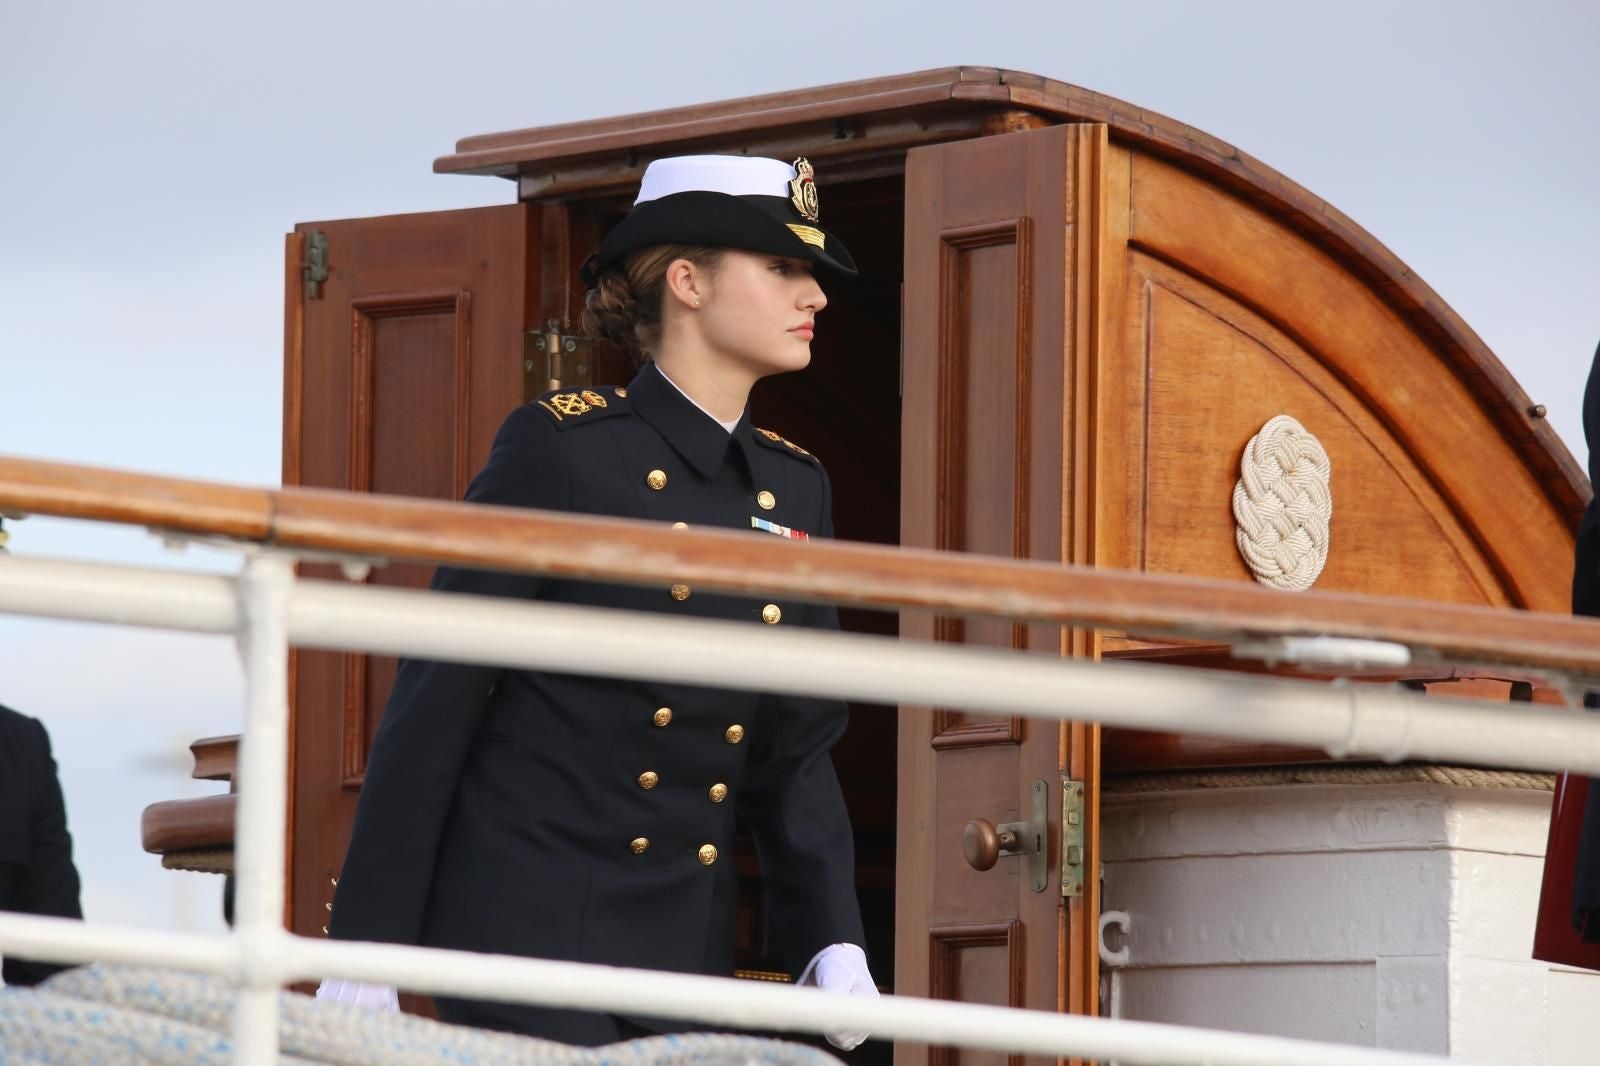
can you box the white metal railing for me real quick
[0,545,1591,1066]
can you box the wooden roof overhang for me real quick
[434,65,1588,526]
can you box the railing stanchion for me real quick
[230,551,296,1065]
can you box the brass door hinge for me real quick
[524,319,593,399]
[302,230,329,300]
[1061,777,1086,898]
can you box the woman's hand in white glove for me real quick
[799,942,878,1051]
[315,978,400,1012]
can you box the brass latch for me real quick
[524,319,593,399]
[961,779,1050,893]
[1061,777,1085,898]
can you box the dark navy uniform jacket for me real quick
[328,362,864,1039]
[0,704,83,987]
[1572,340,1600,939]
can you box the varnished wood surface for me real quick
[433,66,1584,524]
[190,735,239,782]
[141,794,235,853]
[437,68,1006,175]
[3,453,1600,678]
[898,123,1105,1066]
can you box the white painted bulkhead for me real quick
[1100,781,1600,1063]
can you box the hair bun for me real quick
[581,273,642,353]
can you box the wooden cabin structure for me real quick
[141,67,1587,1060]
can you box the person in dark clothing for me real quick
[1572,339,1600,940]
[317,155,876,1048]
[0,703,84,985]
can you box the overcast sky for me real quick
[1,1,1596,948]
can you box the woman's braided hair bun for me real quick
[581,272,642,354]
[580,244,723,363]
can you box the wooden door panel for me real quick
[931,222,1032,741]
[283,204,535,941]
[899,123,1111,1066]
[1134,257,1506,606]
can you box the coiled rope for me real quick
[0,964,841,1066]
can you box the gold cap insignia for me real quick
[789,157,819,223]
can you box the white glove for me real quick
[315,978,400,1012]
[798,942,877,1051]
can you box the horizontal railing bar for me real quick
[3,554,1598,775]
[0,912,235,975]
[3,455,1599,678]
[280,936,1455,1066]
[0,912,1456,1066]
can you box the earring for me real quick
[694,299,701,308]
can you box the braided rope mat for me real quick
[1104,764,1556,794]
[160,848,233,875]
[0,964,841,1066]
[1232,415,1332,591]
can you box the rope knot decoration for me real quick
[1232,415,1332,591]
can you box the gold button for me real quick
[647,469,668,491]
[762,604,782,625]
[757,490,776,510]
[671,521,688,530]
[698,844,718,866]
[725,724,745,744]
[638,771,659,790]
[630,837,650,854]
[615,387,628,398]
[671,583,691,601]
[653,707,673,727]
[709,783,728,803]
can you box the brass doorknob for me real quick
[963,818,1019,871]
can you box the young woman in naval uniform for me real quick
[317,155,877,1050]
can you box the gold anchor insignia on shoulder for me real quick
[757,427,811,457]
[581,389,608,408]
[789,158,819,223]
[538,392,595,421]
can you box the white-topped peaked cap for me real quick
[635,156,796,205]
[582,154,857,284]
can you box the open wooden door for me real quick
[282,204,537,945]
[896,122,1116,1064]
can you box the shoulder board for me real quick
[533,385,630,429]
[753,427,819,464]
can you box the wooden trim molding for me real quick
[931,220,1032,748]
[342,290,473,785]
[928,920,1024,1066]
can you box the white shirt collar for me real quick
[655,364,741,434]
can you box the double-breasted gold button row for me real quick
[632,703,730,859]
[634,770,727,803]
[650,708,744,742]
[644,470,777,510]
[649,704,742,739]
[628,840,719,865]
[648,472,780,613]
